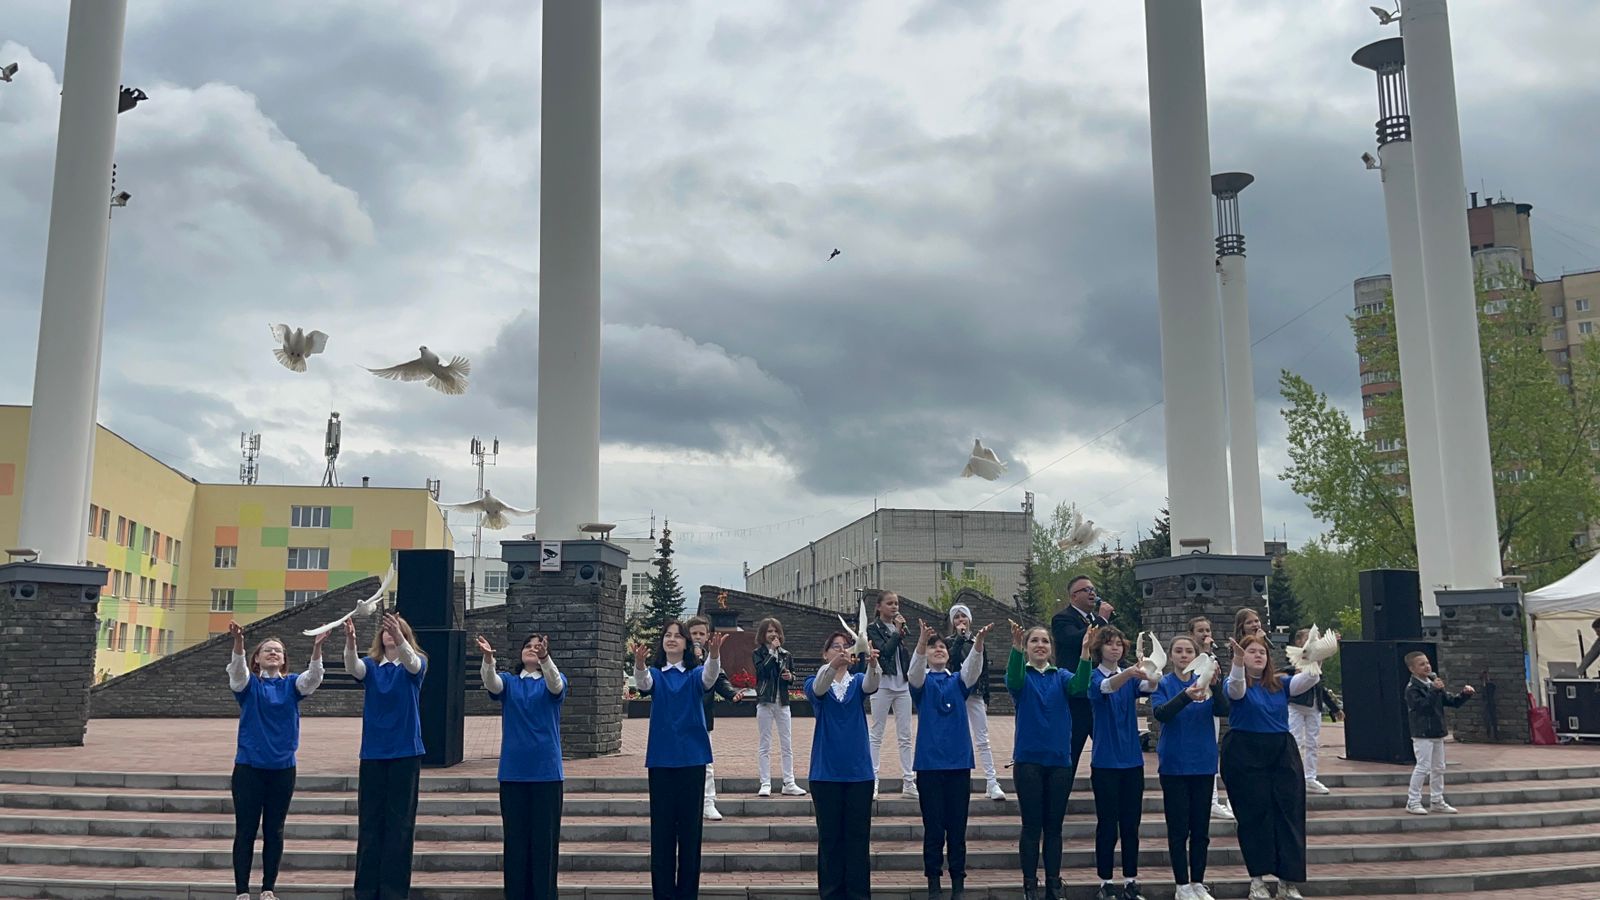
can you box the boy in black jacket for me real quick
[1402,651,1475,815]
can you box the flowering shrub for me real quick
[730,671,756,690]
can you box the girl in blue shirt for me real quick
[226,621,325,900]
[344,613,428,900]
[632,620,725,900]
[806,629,881,900]
[1005,622,1091,900]
[1222,634,1319,900]
[1086,625,1155,900]
[479,632,566,900]
[1151,636,1229,900]
[909,619,990,900]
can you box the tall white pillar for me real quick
[1144,0,1234,555]
[1354,37,1456,615]
[1403,0,1502,587]
[535,0,602,540]
[18,1,128,565]
[1212,172,1263,556]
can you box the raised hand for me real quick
[474,634,495,658]
[632,642,649,669]
[973,621,994,650]
[1461,685,1476,696]
[1009,619,1026,651]
[867,646,881,668]
[1228,637,1247,660]
[1097,600,1114,621]
[1081,625,1101,660]
[532,634,550,660]
[918,619,936,647]
[707,632,728,658]
[311,630,328,654]
[343,618,358,644]
[382,613,403,643]
[228,620,245,639]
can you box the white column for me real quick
[1403,0,1501,587]
[18,0,128,565]
[1218,255,1264,556]
[1144,0,1234,555]
[1379,140,1454,614]
[535,0,602,540]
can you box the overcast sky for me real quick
[4,1,1599,597]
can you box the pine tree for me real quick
[1267,558,1304,633]
[642,521,687,631]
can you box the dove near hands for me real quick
[269,324,329,373]
[960,439,1007,481]
[303,566,395,637]
[366,345,471,395]
[1136,632,1167,681]
[435,490,537,531]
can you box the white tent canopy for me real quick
[1526,553,1600,704]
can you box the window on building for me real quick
[1555,327,1568,341]
[1481,299,1509,315]
[1553,304,1567,319]
[1371,437,1404,453]
[104,623,116,650]
[1578,299,1593,312]
[1361,370,1398,386]
[962,562,978,579]
[291,506,332,528]
[630,572,651,599]
[140,527,150,554]
[939,561,953,578]
[211,589,235,612]
[1581,322,1595,336]
[171,539,181,566]
[215,546,238,569]
[150,531,161,560]
[165,630,175,655]
[285,590,323,607]
[1560,372,1574,386]
[99,507,110,539]
[88,504,99,536]
[1557,350,1571,363]
[138,576,148,603]
[288,547,330,570]
[482,571,508,593]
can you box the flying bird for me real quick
[269,324,329,373]
[0,63,18,82]
[1055,508,1108,551]
[1136,631,1167,683]
[1183,651,1219,699]
[1286,624,1342,677]
[836,599,871,656]
[302,565,395,637]
[1370,5,1400,25]
[366,345,471,395]
[960,439,1006,481]
[827,248,841,261]
[435,490,537,530]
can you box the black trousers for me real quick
[812,780,874,899]
[1160,774,1213,885]
[230,763,296,895]
[1090,765,1143,880]
[1221,730,1307,882]
[500,780,564,900]
[648,765,706,900]
[916,769,971,878]
[1014,762,1071,889]
[1067,698,1094,781]
[355,755,423,900]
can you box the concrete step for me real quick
[2,852,1599,899]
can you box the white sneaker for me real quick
[703,802,723,821]
[1175,885,1195,900]
[757,782,772,797]
[236,895,250,900]
[1430,799,1458,814]
[1248,877,1271,900]
[1305,778,1330,794]
[781,782,808,796]
[1276,883,1304,900]
[902,781,919,800]
[986,781,1008,801]
[1191,884,1217,900]
[1210,800,1235,820]
[1406,802,1429,815]
[260,893,280,900]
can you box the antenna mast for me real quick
[467,435,498,610]
[239,432,261,485]
[321,412,341,487]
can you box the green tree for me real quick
[934,571,996,614]
[1017,557,1044,619]
[641,522,687,633]
[1280,269,1600,589]
[1282,539,1361,629]
[1267,558,1303,633]
[1030,501,1100,612]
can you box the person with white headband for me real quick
[945,603,1006,800]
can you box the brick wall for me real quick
[0,564,107,748]
[1438,589,1530,744]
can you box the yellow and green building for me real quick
[0,405,452,678]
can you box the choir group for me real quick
[220,576,1469,900]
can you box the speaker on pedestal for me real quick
[1360,569,1423,641]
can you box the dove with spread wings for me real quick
[366,346,472,395]
[960,439,1006,481]
[435,490,538,530]
[836,599,871,656]
[269,324,329,373]
[302,565,396,637]
[1055,507,1109,552]
[1286,624,1341,677]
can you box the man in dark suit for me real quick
[1050,574,1112,779]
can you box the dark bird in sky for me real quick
[828,248,841,261]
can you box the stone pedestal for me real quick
[1437,587,1529,744]
[501,539,629,758]
[0,562,108,748]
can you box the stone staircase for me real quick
[1,765,1599,899]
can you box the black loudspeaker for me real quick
[397,549,456,629]
[413,629,466,768]
[1550,679,1600,737]
[1359,569,1423,641]
[1342,640,1436,763]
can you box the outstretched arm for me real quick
[226,621,250,692]
[343,619,366,681]
[297,632,328,696]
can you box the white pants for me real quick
[1408,737,1446,805]
[757,702,796,786]
[966,695,998,782]
[1288,704,1321,781]
[869,687,915,785]
[704,762,716,804]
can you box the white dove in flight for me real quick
[1056,508,1109,552]
[1136,631,1167,682]
[366,345,471,395]
[960,439,1006,481]
[1286,624,1342,677]
[1183,651,1218,699]
[302,565,396,637]
[836,599,871,656]
[269,324,329,373]
[435,490,537,530]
